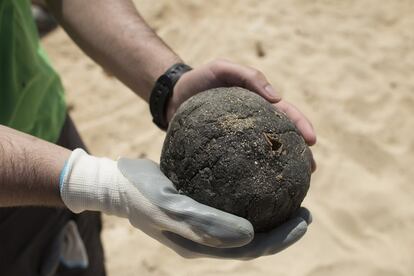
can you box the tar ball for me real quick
[160,87,311,232]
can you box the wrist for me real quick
[149,63,192,130]
[60,149,128,216]
[139,55,183,101]
[147,56,183,89]
[165,72,190,123]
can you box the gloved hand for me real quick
[60,148,311,259]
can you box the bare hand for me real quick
[167,59,317,171]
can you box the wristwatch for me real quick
[149,63,192,130]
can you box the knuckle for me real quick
[249,68,265,79]
[209,59,228,74]
[209,59,226,70]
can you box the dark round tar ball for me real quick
[160,87,312,232]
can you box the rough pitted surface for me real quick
[160,87,311,232]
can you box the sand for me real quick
[42,0,414,275]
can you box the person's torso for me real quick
[0,0,66,142]
[0,2,72,274]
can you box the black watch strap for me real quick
[149,63,192,130]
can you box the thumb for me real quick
[117,158,254,248]
[210,59,281,102]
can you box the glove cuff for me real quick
[60,148,127,215]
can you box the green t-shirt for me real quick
[0,0,66,143]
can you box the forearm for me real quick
[0,125,70,207]
[46,0,181,101]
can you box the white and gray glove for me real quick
[60,148,311,259]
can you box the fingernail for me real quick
[264,85,279,101]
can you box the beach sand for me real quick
[42,0,414,275]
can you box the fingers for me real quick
[210,60,317,146]
[294,207,312,224]
[253,216,308,256]
[210,59,281,102]
[273,100,317,172]
[162,198,255,248]
[273,100,317,146]
[309,149,317,172]
[173,59,317,149]
[234,215,308,259]
[117,158,254,248]
[163,214,308,260]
